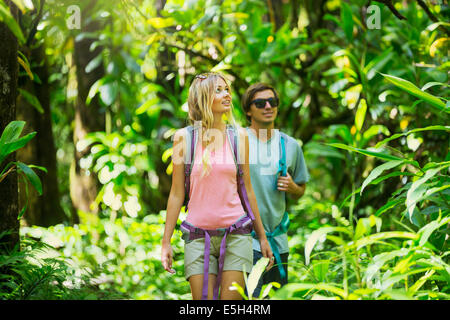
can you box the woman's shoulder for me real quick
[173,126,192,140]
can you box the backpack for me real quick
[180,124,255,300]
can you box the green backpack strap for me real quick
[274,131,287,190]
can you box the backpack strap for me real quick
[273,132,287,190]
[226,125,255,221]
[183,126,196,207]
[279,132,287,177]
[180,216,253,300]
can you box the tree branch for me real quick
[373,0,406,20]
[416,0,450,36]
[26,0,45,47]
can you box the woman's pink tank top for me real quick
[186,135,245,229]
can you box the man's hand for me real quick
[277,172,306,199]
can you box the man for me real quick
[241,83,309,297]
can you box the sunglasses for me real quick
[251,97,279,109]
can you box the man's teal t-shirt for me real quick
[247,128,309,254]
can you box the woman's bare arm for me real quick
[161,129,186,273]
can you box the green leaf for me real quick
[341,171,414,209]
[305,227,351,265]
[375,125,450,149]
[10,0,34,12]
[362,124,390,140]
[375,198,404,216]
[273,283,347,300]
[0,120,25,145]
[16,161,42,195]
[260,281,280,299]
[406,166,447,217]
[99,82,118,106]
[354,215,382,240]
[246,257,269,299]
[355,99,367,132]
[418,216,450,247]
[409,270,436,295]
[364,48,394,80]
[421,81,450,91]
[147,17,176,29]
[18,89,44,114]
[351,231,418,250]
[381,73,448,113]
[341,2,354,41]
[364,248,410,283]
[305,142,345,159]
[327,143,405,162]
[0,121,36,165]
[85,54,103,73]
[0,0,26,44]
[361,160,405,195]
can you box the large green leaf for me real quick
[361,160,405,195]
[350,231,418,250]
[273,282,348,300]
[406,165,448,217]
[355,99,367,132]
[327,143,405,162]
[0,120,25,145]
[0,0,25,44]
[381,74,448,113]
[340,2,354,42]
[18,89,44,114]
[16,161,42,195]
[305,227,351,265]
[375,125,450,148]
[245,256,269,300]
[418,216,450,247]
[0,121,36,165]
[364,48,394,80]
[364,248,410,283]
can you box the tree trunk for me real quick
[152,0,175,213]
[70,3,105,220]
[0,0,19,251]
[16,44,67,227]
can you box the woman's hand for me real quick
[259,238,274,270]
[161,242,176,274]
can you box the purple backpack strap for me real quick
[227,126,255,221]
[180,216,253,300]
[184,126,196,207]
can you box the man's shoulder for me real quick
[279,130,301,147]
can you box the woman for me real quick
[161,72,273,300]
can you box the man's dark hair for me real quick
[241,83,279,123]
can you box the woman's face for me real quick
[211,77,232,114]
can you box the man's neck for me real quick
[249,121,276,142]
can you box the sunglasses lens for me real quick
[255,100,266,108]
[268,98,278,107]
[252,98,278,108]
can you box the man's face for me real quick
[247,89,278,125]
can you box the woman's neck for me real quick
[211,113,226,131]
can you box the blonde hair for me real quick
[187,72,236,177]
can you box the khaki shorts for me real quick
[184,233,253,280]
